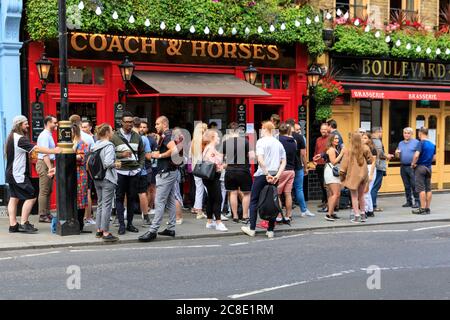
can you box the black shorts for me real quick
[415,165,432,193]
[225,170,252,192]
[9,178,36,200]
[138,174,149,194]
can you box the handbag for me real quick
[328,163,340,177]
[192,161,216,180]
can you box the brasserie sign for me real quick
[332,56,450,85]
[45,32,296,68]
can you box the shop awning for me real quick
[132,71,271,97]
[342,81,450,100]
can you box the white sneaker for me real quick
[220,214,229,221]
[241,226,255,237]
[300,211,306,217]
[303,209,315,217]
[148,209,156,215]
[266,231,274,238]
[197,212,207,220]
[206,221,216,229]
[215,223,228,232]
[276,217,283,222]
[176,219,183,225]
[85,218,96,225]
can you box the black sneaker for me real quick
[138,231,157,242]
[402,202,413,208]
[21,221,38,233]
[366,211,375,217]
[331,214,341,220]
[412,208,428,215]
[325,215,335,222]
[9,223,20,233]
[142,214,151,226]
[158,229,175,237]
[318,207,328,213]
[241,218,250,225]
[425,208,431,214]
[102,234,119,242]
[232,218,240,223]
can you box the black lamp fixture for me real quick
[118,56,135,103]
[302,63,324,105]
[243,62,258,85]
[35,53,53,102]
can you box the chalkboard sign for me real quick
[31,102,44,142]
[237,104,246,133]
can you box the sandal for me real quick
[39,215,52,223]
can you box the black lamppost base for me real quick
[57,218,80,236]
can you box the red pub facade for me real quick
[27,32,309,208]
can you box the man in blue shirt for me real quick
[395,127,420,208]
[411,127,436,215]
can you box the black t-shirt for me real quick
[156,130,178,173]
[222,136,250,172]
[292,132,306,170]
[279,135,297,171]
[6,133,36,184]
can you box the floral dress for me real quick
[75,141,89,210]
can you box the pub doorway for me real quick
[254,104,284,135]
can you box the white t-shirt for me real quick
[254,136,286,177]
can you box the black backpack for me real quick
[257,184,283,221]
[86,146,107,181]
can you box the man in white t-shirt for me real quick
[36,115,58,223]
[242,121,286,239]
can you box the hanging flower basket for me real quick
[314,75,344,121]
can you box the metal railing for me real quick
[335,1,367,18]
[389,7,418,21]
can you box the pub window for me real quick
[359,99,382,132]
[336,0,366,18]
[260,73,290,90]
[445,116,450,164]
[94,67,105,85]
[56,65,105,85]
[390,0,418,21]
[255,73,263,88]
[417,100,440,109]
[389,100,410,160]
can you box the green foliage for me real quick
[315,105,332,121]
[26,0,325,55]
[332,24,450,61]
[332,25,390,57]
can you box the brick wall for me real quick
[420,0,439,28]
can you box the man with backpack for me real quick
[139,116,181,242]
[111,112,145,235]
[241,121,286,239]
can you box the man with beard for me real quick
[6,116,61,233]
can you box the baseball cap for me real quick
[12,115,28,127]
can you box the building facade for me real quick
[0,0,23,202]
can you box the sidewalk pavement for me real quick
[0,193,449,252]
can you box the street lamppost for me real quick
[118,56,135,103]
[56,0,79,236]
[35,54,52,102]
[239,63,259,134]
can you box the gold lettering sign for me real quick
[70,33,280,62]
[360,59,450,81]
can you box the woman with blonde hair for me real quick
[340,132,373,223]
[202,129,227,231]
[190,122,208,219]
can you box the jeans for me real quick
[150,171,178,232]
[400,165,419,204]
[371,169,384,209]
[249,175,276,232]
[203,173,223,221]
[116,174,139,227]
[94,179,116,232]
[364,165,377,212]
[294,169,308,212]
[193,176,205,210]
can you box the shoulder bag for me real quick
[192,147,216,180]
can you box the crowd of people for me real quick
[4,111,436,240]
